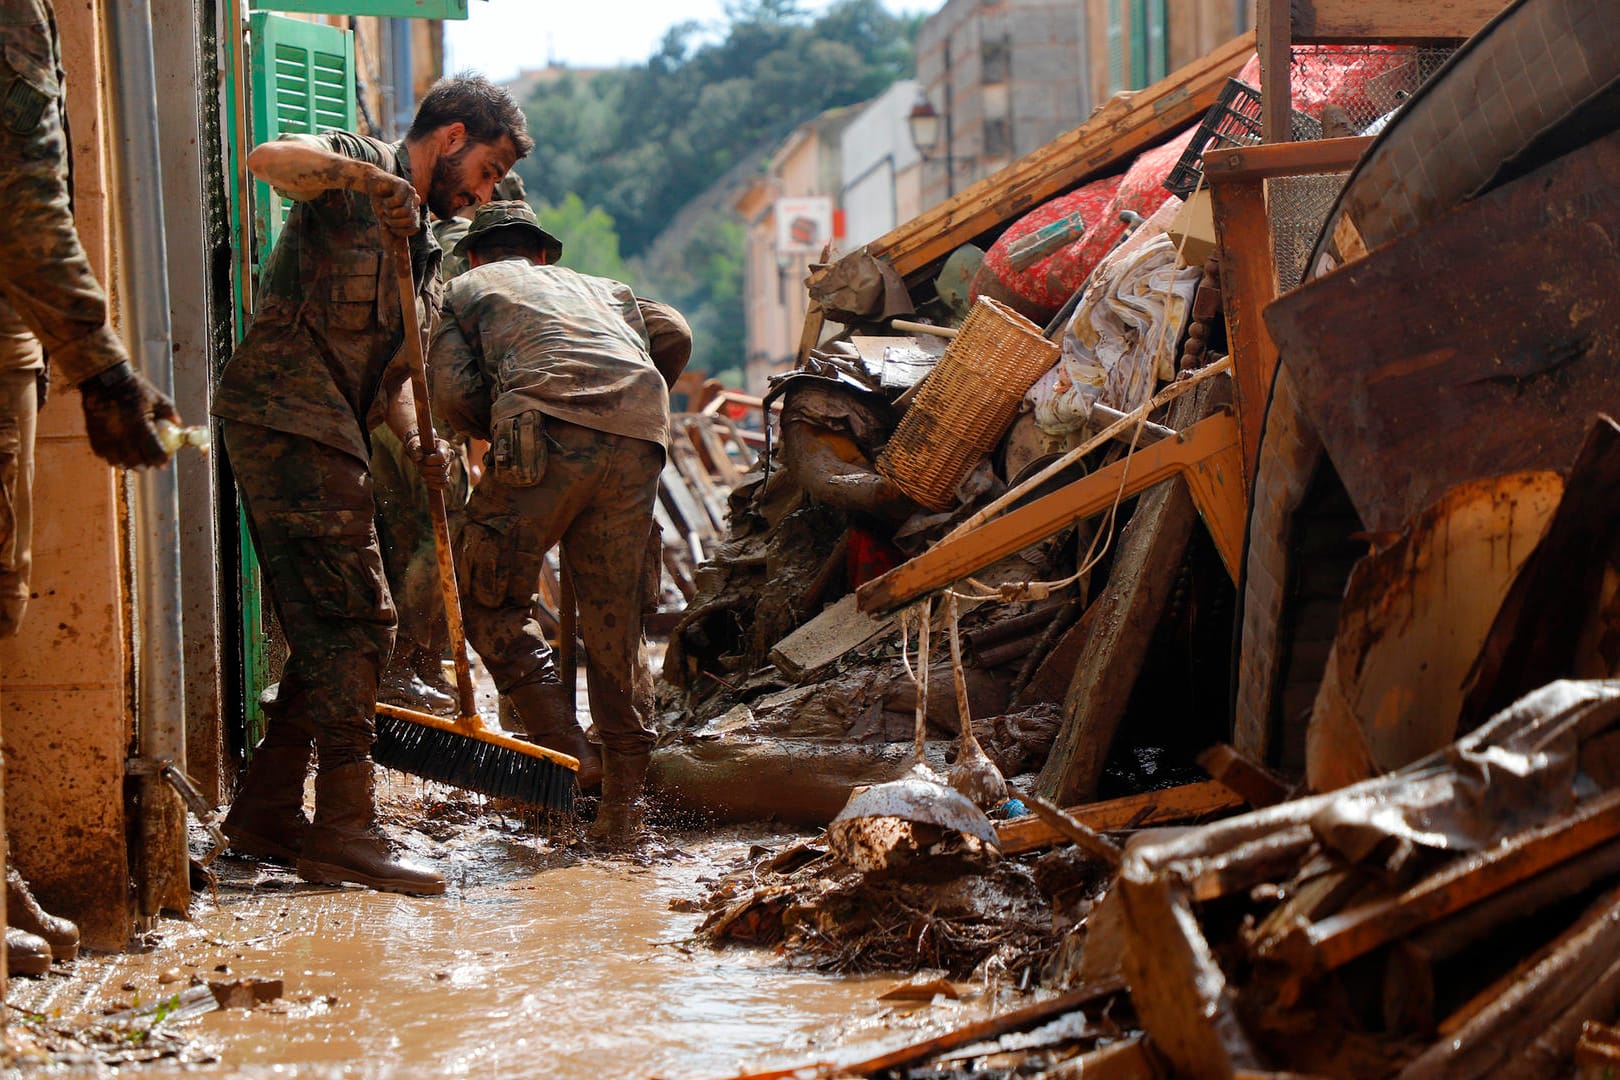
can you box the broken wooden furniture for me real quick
[1115,680,1620,1079]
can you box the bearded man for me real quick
[212,75,531,895]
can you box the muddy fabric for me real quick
[0,0,127,385]
[212,130,442,465]
[457,418,662,755]
[432,260,668,452]
[636,298,691,388]
[369,423,460,664]
[0,365,34,636]
[224,421,395,769]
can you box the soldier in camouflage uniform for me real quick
[367,174,532,716]
[0,0,181,974]
[212,77,532,895]
[430,202,676,846]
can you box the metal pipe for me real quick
[105,0,189,916]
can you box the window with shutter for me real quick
[249,12,357,255]
[1128,0,1168,89]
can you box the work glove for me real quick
[406,432,454,491]
[365,169,421,237]
[79,362,181,469]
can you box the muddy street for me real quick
[11,800,932,1078]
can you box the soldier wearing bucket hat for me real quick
[429,200,688,846]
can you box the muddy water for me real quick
[19,817,912,1079]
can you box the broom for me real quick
[370,226,578,811]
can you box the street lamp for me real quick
[907,88,955,197]
[907,94,941,157]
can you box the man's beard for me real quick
[427,144,471,220]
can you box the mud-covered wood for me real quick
[1034,388,1211,804]
[995,780,1246,855]
[1290,0,1504,42]
[1198,743,1292,808]
[1265,129,1620,533]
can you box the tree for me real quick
[533,193,630,283]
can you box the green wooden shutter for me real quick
[248,12,356,254]
[1106,0,1124,95]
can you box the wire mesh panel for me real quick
[1266,46,1457,290]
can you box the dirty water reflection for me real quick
[40,811,898,1079]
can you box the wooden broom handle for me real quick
[384,227,479,723]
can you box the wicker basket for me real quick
[878,298,1059,512]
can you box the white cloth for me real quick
[1027,229,1200,437]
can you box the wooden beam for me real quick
[1259,0,1292,143]
[861,31,1256,283]
[1201,136,1373,181]
[855,411,1242,614]
[1271,788,1620,978]
[1208,176,1277,486]
[1290,0,1504,44]
[996,780,1246,855]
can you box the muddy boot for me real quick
[296,763,445,896]
[379,658,454,715]
[6,927,51,977]
[508,682,602,789]
[412,649,456,701]
[223,721,313,864]
[7,868,79,962]
[589,749,651,847]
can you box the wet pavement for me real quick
[9,786,926,1078]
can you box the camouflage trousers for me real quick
[458,417,662,755]
[369,424,467,664]
[224,421,395,768]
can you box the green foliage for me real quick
[532,193,630,282]
[512,0,920,381]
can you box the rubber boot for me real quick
[222,712,313,863]
[296,763,445,896]
[379,658,454,715]
[6,927,51,977]
[7,868,78,962]
[413,648,456,701]
[508,682,602,789]
[589,749,651,847]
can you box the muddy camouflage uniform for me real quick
[0,0,134,635]
[431,257,668,756]
[213,130,441,770]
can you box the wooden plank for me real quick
[1024,795,1125,868]
[1291,0,1505,44]
[1041,1035,1166,1079]
[996,780,1246,856]
[1201,136,1372,181]
[1034,389,1211,805]
[861,31,1256,283]
[1264,128,1620,532]
[1197,743,1292,808]
[1209,175,1277,486]
[1274,788,1620,978]
[1120,874,1265,1079]
[855,411,1240,614]
[1259,0,1292,143]
[767,593,893,681]
[831,977,1127,1076]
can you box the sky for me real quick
[443,1,900,82]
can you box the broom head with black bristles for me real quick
[374,702,577,813]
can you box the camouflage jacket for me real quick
[433,216,471,282]
[212,130,441,463]
[430,260,669,452]
[0,0,128,381]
